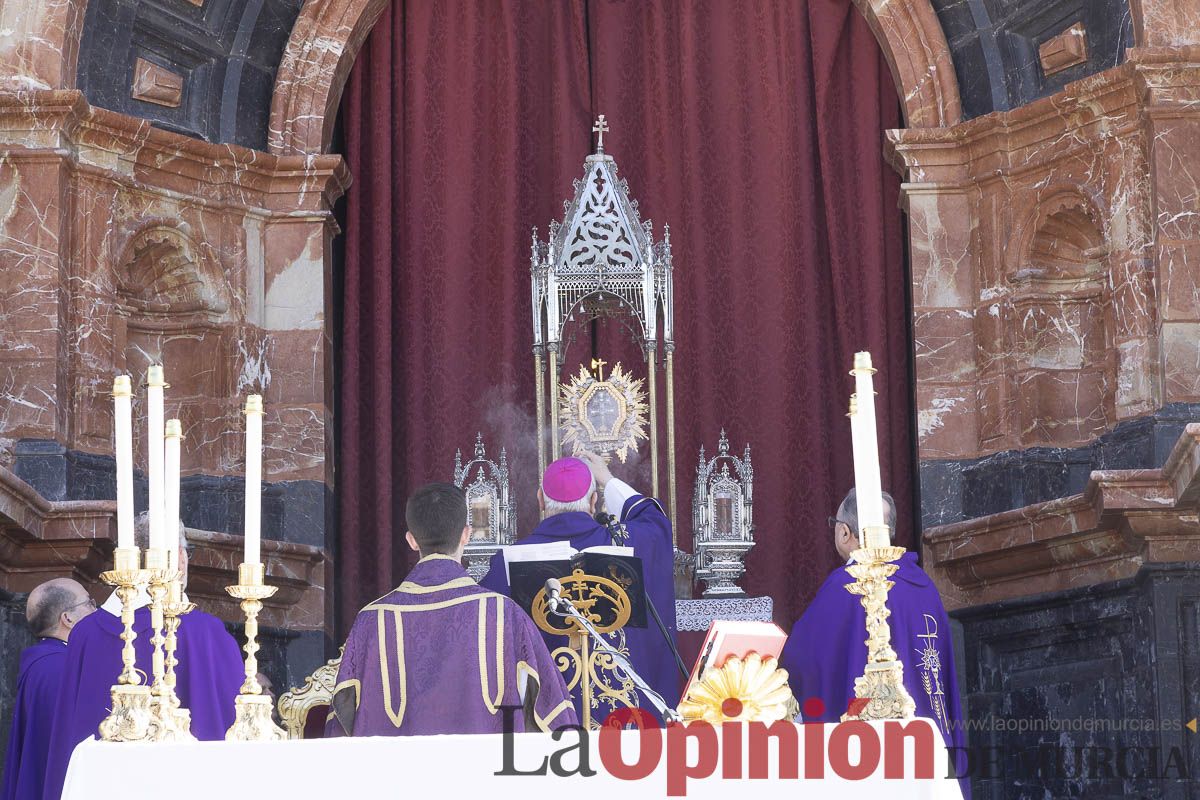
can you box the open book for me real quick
[501,542,647,628]
[682,620,788,701]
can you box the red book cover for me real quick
[681,620,788,701]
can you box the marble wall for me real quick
[0,0,1197,790]
[898,8,1200,792]
[0,81,345,708]
[891,47,1200,527]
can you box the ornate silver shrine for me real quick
[692,430,755,597]
[453,434,515,580]
[530,116,679,537]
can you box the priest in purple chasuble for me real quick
[480,453,679,722]
[780,489,970,799]
[327,483,577,736]
[2,579,94,800]
[42,517,243,800]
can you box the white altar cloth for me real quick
[61,719,964,800]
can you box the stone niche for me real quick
[107,221,242,470]
[892,50,1200,526]
[1008,192,1113,448]
[0,88,347,712]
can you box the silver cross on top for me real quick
[592,114,609,154]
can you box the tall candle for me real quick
[244,395,264,566]
[851,352,886,544]
[164,419,182,570]
[112,376,135,550]
[146,365,167,552]
[847,393,867,549]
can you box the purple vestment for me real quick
[480,494,679,721]
[42,605,242,800]
[326,555,578,736]
[780,552,970,798]
[3,638,66,800]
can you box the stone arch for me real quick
[267,0,961,156]
[267,0,389,156]
[115,221,232,319]
[850,0,962,129]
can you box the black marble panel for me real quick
[76,0,303,150]
[930,0,1134,120]
[920,403,1200,527]
[953,564,1200,799]
[12,439,326,547]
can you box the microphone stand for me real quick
[597,512,690,680]
[549,593,681,723]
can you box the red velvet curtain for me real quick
[338,0,908,635]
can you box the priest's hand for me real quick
[579,450,613,489]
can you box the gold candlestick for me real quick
[143,548,193,741]
[144,548,169,694]
[161,577,197,739]
[840,540,917,722]
[225,562,285,741]
[98,547,154,742]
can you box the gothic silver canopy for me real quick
[529,116,681,548]
[530,115,674,349]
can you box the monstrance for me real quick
[530,116,678,533]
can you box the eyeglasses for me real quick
[67,598,97,613]
[827,516,841,529]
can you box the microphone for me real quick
[544,578,563,613]
[595,511,628,545]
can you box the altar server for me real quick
[481,452,679,721]
[42,515,242,800]
[2,580,93,800]
[327,483,576,736]
[780,489,969,798]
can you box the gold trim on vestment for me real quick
[377,610,407,727]
[495,597,505,708]
[518,660,573,732]
[478,597,506,713]
[536,700,574,732]
[397,577,476,594]
[364,592,502,614]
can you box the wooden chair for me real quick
[277,649,343,739]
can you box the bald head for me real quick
[27,578,93,640]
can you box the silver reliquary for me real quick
[453,434,516,580]
[692,430,755,597]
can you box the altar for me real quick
[61,720,964,800]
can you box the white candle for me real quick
[146,365,167,552]
[847,393,867,549]
[851,352,886,544]
[112,376,135,550]
[164,419,182,570]
[244,395,264,566]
